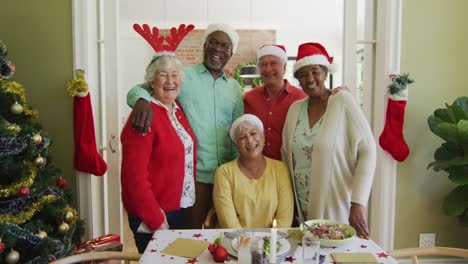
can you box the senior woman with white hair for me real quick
[120,53,197,253]
[213,114,294,228]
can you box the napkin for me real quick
[287,229,303,244]
[160,238,210,258]
[331,253,378,263]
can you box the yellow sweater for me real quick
[213,157,294,228]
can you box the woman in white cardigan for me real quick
[281,42,376,239]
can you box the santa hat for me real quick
[293,42,337,74]
[204,23,239,54]
[257,44,288,63]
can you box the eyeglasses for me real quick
[206,39,232,53]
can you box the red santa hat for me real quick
[257,44,288,63]
[204,23,239,54]
[293,42,337,74]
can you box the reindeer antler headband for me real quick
[133,23,195,63]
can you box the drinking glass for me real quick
[302,235,320,264]
[237,230,252,263]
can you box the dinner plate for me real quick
[299,219,356,247]
[231,232,290,256]
[221,228,297,259]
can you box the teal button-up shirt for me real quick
[127,63,244,184]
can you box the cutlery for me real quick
[296,216,311,230]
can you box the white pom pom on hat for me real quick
[293,42,338,74]
[257,44,288,63]
[204,23,239,54]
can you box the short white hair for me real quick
[229,114,264,143]
[144,55,185,85]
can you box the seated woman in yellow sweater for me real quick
[213,114,294,228]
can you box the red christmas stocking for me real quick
[73,92,107,176]
[379,97,409,162]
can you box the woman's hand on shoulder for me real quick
[331,85,352,95]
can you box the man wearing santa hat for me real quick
[127,23,243,229]
[244,44,307,161]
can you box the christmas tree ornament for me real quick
[34,155,44,166]
[32,133,42,144]
[56,177,67,189]
[18,186,30,197]
[64,211,74,223]
[58,222,70,234]
[37,230,48,238]
[379,73,414,162]
[69,70,107,176]
[5,249,20,264]
[10,102,23,115]
[0,239,5,253]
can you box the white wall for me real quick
[118,0,345,123]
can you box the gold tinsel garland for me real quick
[64,205,78,224]
[0,162,36,198]
[23,106,39,119]
[0,80,27,102]
[0,194,59,224]
[67,70,89,96]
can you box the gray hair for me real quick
[143,55,185,88]
[230,114,264,144]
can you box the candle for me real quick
[270,219,277,263]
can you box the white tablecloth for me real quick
[139,229,397,264]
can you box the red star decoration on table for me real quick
[187,258,199,263]
[285,256,296,262]
[360,244,367,248]
[150,249,157,253]
[377,252,389,258]
[192,233,203,238]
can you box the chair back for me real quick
[50,251,141,264]
[389,247,468,264]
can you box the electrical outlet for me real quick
[419,233,436,247]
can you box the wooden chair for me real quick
[389,247,468,264]
[50,251,141,264]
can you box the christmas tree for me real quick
[0,40,83,263]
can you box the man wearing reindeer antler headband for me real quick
[127,23,243,229]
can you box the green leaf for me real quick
[434,142,461,161]
[442,185,468,216]
[434,108,452,123]
[453,96,468,114]
[437,123,459,144]
[447,166,468,185]
[430,157,468,171]
[428,115,444,137]
[449,104,468,123]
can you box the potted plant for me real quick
[427,96,468,225]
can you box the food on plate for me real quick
[305,222,353,240]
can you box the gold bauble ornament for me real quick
[58,222,70,234]
[34,156,44,166]
[10,102,23,115]
[5,249,20,264]
[32,134,42,144]
[64,211,74,223]
[37,230,48,238]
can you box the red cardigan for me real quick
[120,101,197,230]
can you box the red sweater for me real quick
[120,101,197,230]
[244,80,307,160]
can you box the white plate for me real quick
[230,232,290,256]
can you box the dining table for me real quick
[139,228,398,264]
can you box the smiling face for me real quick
[295,64,328,98]
[203,31,233,73]
[258,55,286,87]
[151,65,182,107]
[235,122,265,159]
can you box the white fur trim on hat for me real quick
[229,114,264,143]
[293,55,337,74]
[204,23,239,54]
[257,45,288,63]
